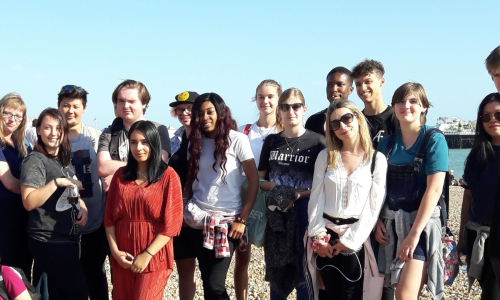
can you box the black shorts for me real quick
[173,225,197,260]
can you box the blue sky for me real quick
[1,1,499,130]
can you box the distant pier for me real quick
[443,131,475,149]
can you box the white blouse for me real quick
[307,149,387,251]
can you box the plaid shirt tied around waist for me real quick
[203,213,248,258]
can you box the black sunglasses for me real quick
[480,112,500,123]
[329,113,354,131]
[278,103,304,112]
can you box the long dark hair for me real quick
[34,108,71,166]
[187,93,237,185]
[122,121,167,186]
[465,92,500,180]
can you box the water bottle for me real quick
[459,249,467,273]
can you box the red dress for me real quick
[104,167,183,300]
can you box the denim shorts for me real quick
[388,224,427,261]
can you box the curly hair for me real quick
[187,93,237,185]
[351,59,385,79]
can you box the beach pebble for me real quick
[103,186,482,299]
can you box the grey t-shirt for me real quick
[97,119,171,161]
[20,151,81,243]
[71,124,104,233]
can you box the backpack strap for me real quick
[243,124,252,135]
[371,150,378,174]
[413,128,449,226]
[109,117,124,161]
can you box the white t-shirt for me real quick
[237,122,278,168]
[191,130,254,216]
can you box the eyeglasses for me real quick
[2,111,23,122]
[278,103,304,112]
[175,107,192,115]
[480,112,500,123]
[329,113,354,131]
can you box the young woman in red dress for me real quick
[104,120,183,300]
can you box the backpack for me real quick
[0,266,41,300]
[382,128,459,285]
[109,117,125,161]
[382,128,449,226]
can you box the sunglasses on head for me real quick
[60,85,83,93]
[329,113,354,131]
[278,103,304,112]
[480,112,500,123]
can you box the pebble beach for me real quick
[105,186,484,299]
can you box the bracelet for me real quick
[235,217,248,226]
[144,249,154,257]
[53,178,60,188]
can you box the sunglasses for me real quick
[329,113,354,131]
[60,85,84,93]
[278,103,304,112]
[480,112,500,123]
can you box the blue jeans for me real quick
[270,197,309,300]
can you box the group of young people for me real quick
[0,46,499,300]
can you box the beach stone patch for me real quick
[104,186,482,299]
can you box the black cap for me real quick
[169,91,200,107]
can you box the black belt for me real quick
[323,213,358,225]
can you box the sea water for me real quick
[448,149,471,179]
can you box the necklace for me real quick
[137,171,148,180]
[340,150,365,157]
[284,134,302,154]
[256,121,276,140]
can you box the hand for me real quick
[316,243,333,258]
[374,220,390,245]
[398,232,420,261]
[131,252,151,273]
[284,198,296,211]
[228,222,246,239]
[457,241,466,266]
[113,250,134,269]
[103,175,113,192]
[55,177,83,190]
[75,200,88,226]
[331,240,351,256]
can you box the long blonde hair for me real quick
[325,101,373,168]
[0,93,28,157]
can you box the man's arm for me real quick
[97,151,126,177]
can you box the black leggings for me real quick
[81,224,110,300]
[0,199,32,281]
[316,228,365,300]
[465,228,500,300]
[192,229,238,300]
[28,238,88,300]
